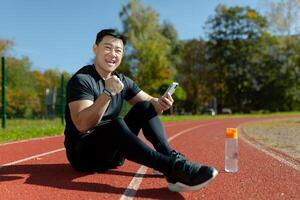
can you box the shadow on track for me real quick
[0,163,184,199]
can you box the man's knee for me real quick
[111,117,126,128]
[133,101,151,110]
[132,101,156,113]
[130,101,157,119]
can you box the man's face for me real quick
[93,35,124,74]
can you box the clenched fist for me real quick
[105,75,124,96]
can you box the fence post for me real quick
[60,73,65,125]
[1,57,6,128]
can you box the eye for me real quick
[104,46,112,51]
[115,48,123,54]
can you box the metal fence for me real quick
[1,57,66,128]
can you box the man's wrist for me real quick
[103,88,113,98]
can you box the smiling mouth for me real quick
[106,60,116,66]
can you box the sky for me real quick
[0,0,266,74]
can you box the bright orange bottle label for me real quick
[226,128,238,139]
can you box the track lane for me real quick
[0,121,201,200]
[0,149,145,200]
[135,118,300,200]
[0,136,64,164]
[120,121,221,200]
[0,118,299,199]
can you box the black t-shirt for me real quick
[64,64,141,148]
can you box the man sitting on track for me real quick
[63,29,218,192]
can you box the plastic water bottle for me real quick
[225,128,238,172]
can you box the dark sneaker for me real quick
[113,157,125,167]
[106,152,125,169]
[170,150,185,159]
[166,157,218,192]
[153,150,186,175]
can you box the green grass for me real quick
[0,112,299,144]
[0,118,64,144]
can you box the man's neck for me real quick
[94,64,111,80]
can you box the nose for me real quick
[107,49,117,58]
[111,49,117,56]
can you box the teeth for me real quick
[106,61,115,65]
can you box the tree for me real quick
[0,40,13,56]
[5,56,41,117]
[205,5,269,112]
[264,0,300,36]
[0,38,72,118]
[279,37,300,110]
[161,21,183,78]
[263,0,300,110]
[119,0,172,95]
[176,39,213,113]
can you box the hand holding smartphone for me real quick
[163,82,178,96]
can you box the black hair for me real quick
[95,29,126,45]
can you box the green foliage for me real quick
[0,40,13,56]
[1,3,300,119]
[206,5,271,112]
[4,57,41,117]
[158,81,186,101]
[206,5,268,41]
[120,0,173,95]
[176,39,213,112]
[203,4,300,113]
[0,42,71,118]
[161,21,183,78]
[279,37,300,110]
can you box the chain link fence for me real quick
[1,57,68,128]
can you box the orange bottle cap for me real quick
[226,128,238,139]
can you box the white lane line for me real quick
[167,121,219,142]
[119,166,148,200]
[120,121,220,200]
[0,135,63,146]
[0,148,65,169]
[239,127,300,171]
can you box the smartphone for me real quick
[163,82,179,96]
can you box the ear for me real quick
[92,44,98,54]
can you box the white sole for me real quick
[168,168,218,192]
[153,169,164,176]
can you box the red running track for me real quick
[0,118,299,200]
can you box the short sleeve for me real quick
[122,75,141,100]
[67,74,95,103]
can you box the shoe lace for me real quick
[170,150,185,159]
[174,157,197,177]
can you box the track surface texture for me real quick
[0,117,299,200]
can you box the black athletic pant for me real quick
[67,101,174,175]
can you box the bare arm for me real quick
[128,90,174,114]
[69,75,124,133]
[69,94,111,133]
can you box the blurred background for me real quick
[1,0,300,120]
